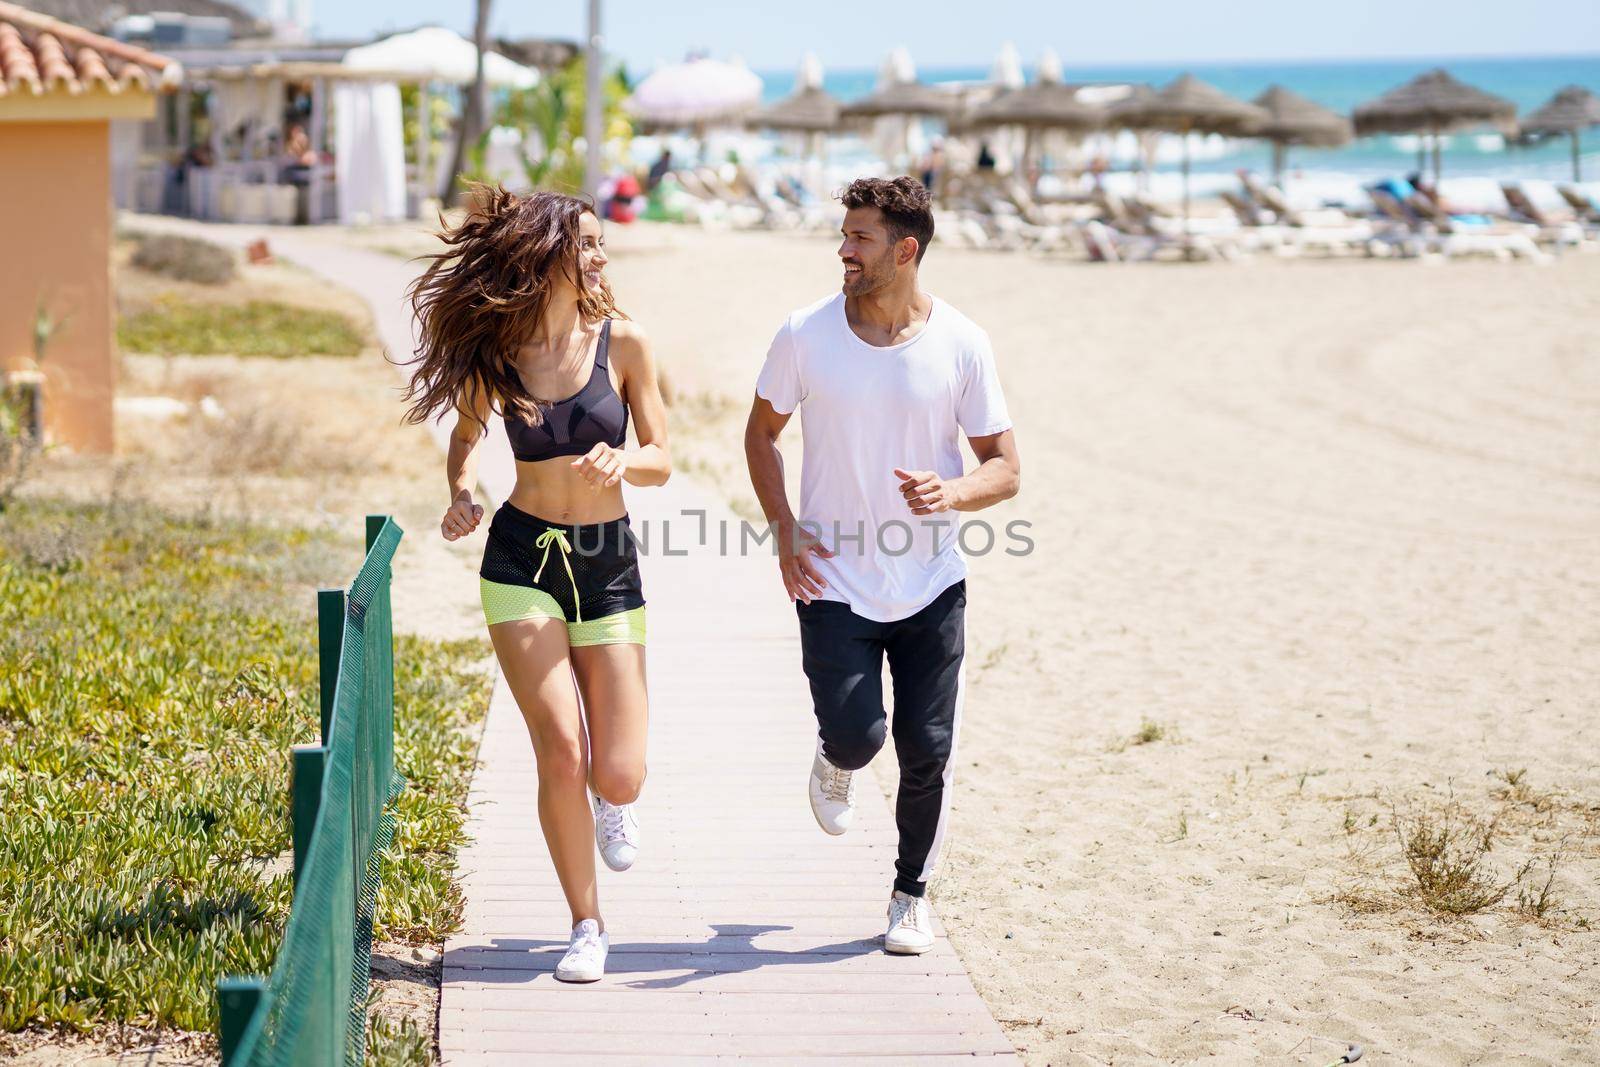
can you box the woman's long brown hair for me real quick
[401,183,623,431]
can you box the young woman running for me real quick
[403,186,671,982]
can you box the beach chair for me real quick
[1406,193,1549,262]
[944,173,1076,255]
[1240,175,1306,227]
[1079,218,1161,262]
[1555,184,1593,222]
[1365,187,1432,257]
[943,211,998,250]
[1500,183,1585,248]
[1228,187,1368,256]
[996,179,1079,253]
[1218,189,1309,254]
[671,169,716,202]
[1221,189,1267,228]
[1556,186,1600,235]
[1090,190,1232,261]
[686,167,769,229]
[1235,177,1375,256]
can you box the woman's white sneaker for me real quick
[592,794,640,871]
[554,919,608,982]
[808,744,856,835]
[884,890,935,955]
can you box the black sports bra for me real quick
[505,319,629,463]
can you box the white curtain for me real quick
[334,81,407,225]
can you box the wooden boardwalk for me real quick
[439,469,1016,1063]
[125,219,1014,1063]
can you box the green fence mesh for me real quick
[223,517,406,1067]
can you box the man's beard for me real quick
[843,251,895,296]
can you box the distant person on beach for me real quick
[976,141,996,171]
[403,186,672,984]
[1404,170,1458,214]
[1088,154,1109,190]
[283,122,317,166]
[647,147,673,192]
[745,176,1021,954]
[919,139,946,198]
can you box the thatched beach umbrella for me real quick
[840,48,960,121]
[841,78,961,120]
[841,49,959,169]
[967,64,1104,173]
[1353,68,1516,183]
[752,85,840,133]
[1251,85,1352,183]
[969,74,1103,131]
[1520,85,1600,181]
[1111,73,1266,247]
[751,53,840,133]
[750,54,840,195]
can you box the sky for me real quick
[313,0,1600,72]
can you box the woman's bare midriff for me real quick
[506,456,627,525]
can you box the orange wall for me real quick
[0,121,114,454]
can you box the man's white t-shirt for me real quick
[755,291,1012,623]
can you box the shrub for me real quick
[129,234,238,286]
[0,500,489,1035]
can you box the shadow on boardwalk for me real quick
[450,923,890,989]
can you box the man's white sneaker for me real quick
[554,918,608,982]
[884,890,935,955]
[808,745,856,835]
[593,794,639,872]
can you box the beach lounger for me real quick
[1213,190,1308,254]
[1079,219,1162,262]
[1554,186,1600,242]
[1365,187,1432,257]
[1556,185,1600,224]
[1233,175,1376,256]
[1406,193,1549,262]
[685,167,783,230]
[1500,183,1586,248]
[1090,190,1232,261]
[938,174,1078,255]
[1127,193,1248,258]
[1221,189,1268,228]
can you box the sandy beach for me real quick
[50,213,1594,1065]
[590,222,1600,1064]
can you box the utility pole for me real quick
[583,0,603,200]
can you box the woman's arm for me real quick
[442,380,492,540]
[573,321,672,489]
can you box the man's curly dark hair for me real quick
[839,176,934,263]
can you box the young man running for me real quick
[744,176,1021,954]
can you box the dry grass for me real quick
[1331,774,1589,928]
[1393,800,1526,915]
[1110,717,1179,753]
[127,231,237,286]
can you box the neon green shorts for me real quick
[480,578,646,645]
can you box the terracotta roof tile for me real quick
[0,1,178,98]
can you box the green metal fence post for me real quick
[316,589,345,747]
[290,744,327,890]
[216,977,264,1065]
[365,514,387,553]
[214,517,408,1065]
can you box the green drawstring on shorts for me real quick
[532,528,583,622]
